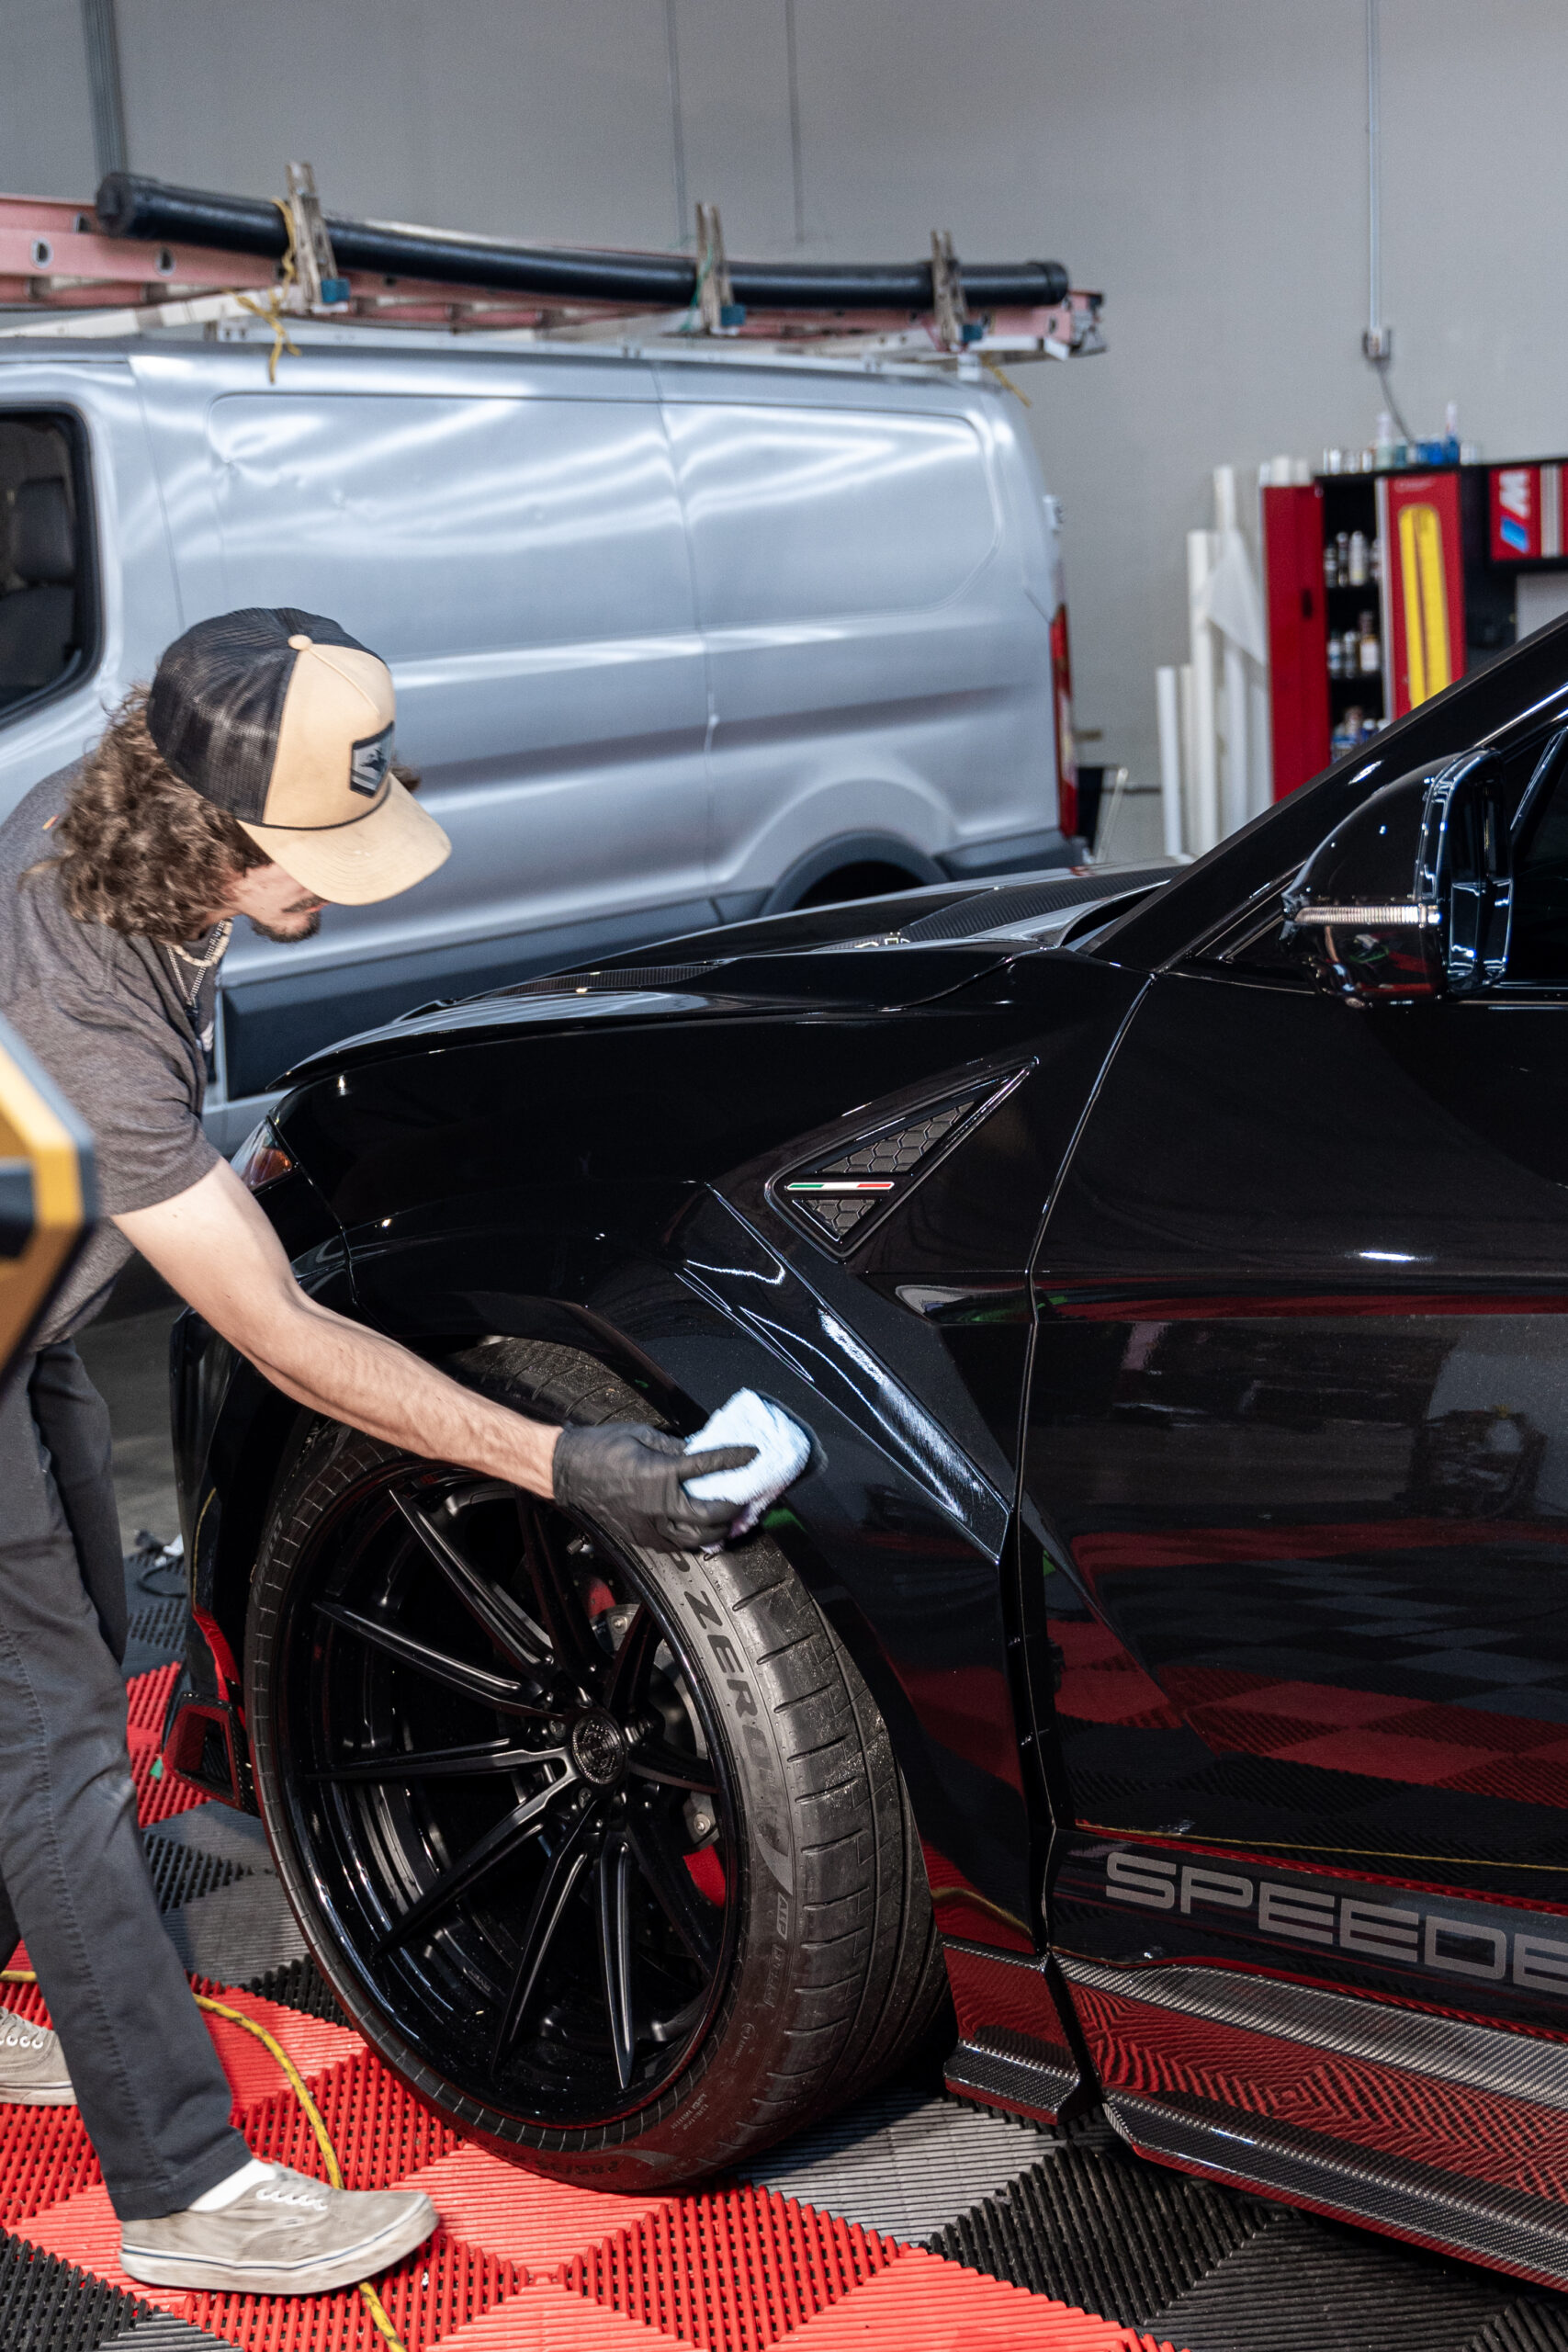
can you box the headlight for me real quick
[231,1120,295,1193]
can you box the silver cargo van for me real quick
[0,327,1077,1146]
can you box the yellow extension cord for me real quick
[0,1968,408,2352]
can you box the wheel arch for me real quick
[346,1225,1034,1948]
[761,831,943,916]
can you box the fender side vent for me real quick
[775,1085,998,1247]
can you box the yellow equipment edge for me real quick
[0,1016,96,1374]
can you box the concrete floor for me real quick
[75,1294,184,1554]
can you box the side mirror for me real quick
[1282,752,1512,1001]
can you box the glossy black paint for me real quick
[167,610,1568,2272]
[1026,967,1568,1999]
[179,947,1141,1941]
[1100,612,1568,971]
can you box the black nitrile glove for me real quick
[553,1423,759,1554]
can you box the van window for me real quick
[0,413,91,717]
[664,404,998,628]
[207,394,694,657]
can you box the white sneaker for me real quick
[0,2007,73,2106]
[120,2165,437,2296]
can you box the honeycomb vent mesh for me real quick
[783,1091,987,1245]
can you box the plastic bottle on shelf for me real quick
[1371,534,1382,582]
[1336,530,1351,584]
[1359,614,1381,673]
[1324,538,1339,589]
[1328,633,1344,678]
[1374,411,1396,469]
[1443,401,1461,464]
[1348,530,1369,586]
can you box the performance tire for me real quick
[244,1337,948,2187]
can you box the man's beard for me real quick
[247,909,322,944]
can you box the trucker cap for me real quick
[146,607,449,905]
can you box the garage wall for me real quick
[9,0,1568,787]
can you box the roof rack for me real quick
[0,170,1104,377]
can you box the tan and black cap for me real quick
[146,607,449,905]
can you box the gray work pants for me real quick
[0,1341,248,2220]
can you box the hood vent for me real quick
[773,1073,1023,1250]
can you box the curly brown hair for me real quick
[34,689,268,943]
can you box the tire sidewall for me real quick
[244,1427,807,2187]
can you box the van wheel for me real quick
[244,1339,948,2187]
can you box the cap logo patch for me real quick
[349,722,394,799]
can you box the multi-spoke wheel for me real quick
[245,1340,947,2185]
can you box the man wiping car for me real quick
[0,608,757,2298]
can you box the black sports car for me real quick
[171,613,1568,2280]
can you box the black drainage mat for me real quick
[1145,2208,1512,2352]
[245,1952,352,2029]
[0,2230,150,2352]
[930,2114,1568,2352]
[141,1834,246,1917]
[928,2121,1271,2323]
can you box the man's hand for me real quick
[554,1424,758,1554]
[118,1164,755,1555]
[118,1161,561,1499]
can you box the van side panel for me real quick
[137,349,712,1107]
[660,372,1060,905]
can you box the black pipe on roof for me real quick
[94,174,1071,312]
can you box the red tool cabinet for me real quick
[1262,458,1562,799]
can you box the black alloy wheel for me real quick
[246,1339,949,2185]
[273,1463,736,2126]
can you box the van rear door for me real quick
[658,367,1057,914]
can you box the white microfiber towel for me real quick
[682,1390,813,1537]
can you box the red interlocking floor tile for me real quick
[183,2232,523,2352]
[781,2246,1172,2349]
[1445,1755,1568,1806]
[20,2183,522,2351]
[127,1659,182,1735]
[243,2049,462,2189]
[1212,1678,1409,1728]
[1181,1704,1330,1756]
[1050,1620,1130,1668]
[400,2142,672,2272]
[563,2186,896,2350]
[1272,1726,1506,1784]
[0,1664,1208,2352]
[190,1981,365,2108]
[129,1662,209,1826]
[433,2280,694,2348]
[0,1967,46,2027]
[0,2100,100,2225]
[1156,1666,1280,1708]
[20,2178,148,2296]
[1371,1701,1557,1754]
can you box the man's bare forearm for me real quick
[243,1293,559,1495]
[114,1161,558,1494]
[117,1161,754,1556]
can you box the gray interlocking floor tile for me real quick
[736,2086,1051,2240]
[161,1871,306,1984]
[146,1801,271,1866]
[107,2317,231,2349]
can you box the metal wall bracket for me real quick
[694,201,743,333]
[284,161,350,313]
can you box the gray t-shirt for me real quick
[0,766,223,1343]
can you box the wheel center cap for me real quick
[570,1710,628,1787]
